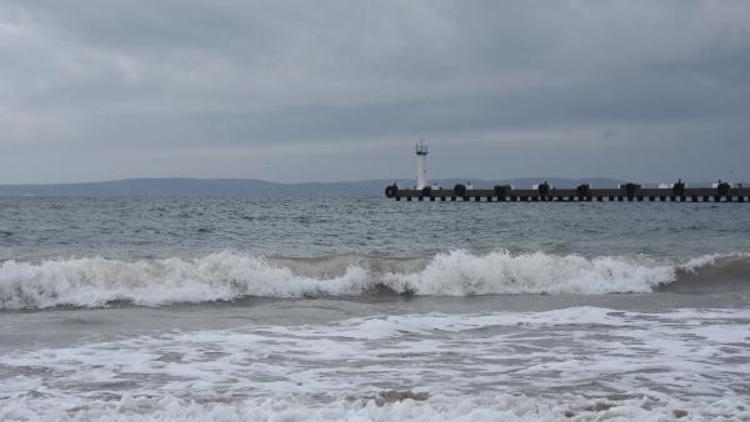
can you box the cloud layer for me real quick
[1,0,749,183]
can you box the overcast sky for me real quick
[1,1,749,184]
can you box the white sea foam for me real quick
[0,251,744,309]
[3,391,743,422]
[2,308,750,421]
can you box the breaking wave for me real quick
[1,251,748,310]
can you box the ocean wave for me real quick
[1,251,748,310]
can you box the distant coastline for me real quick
[0,177,737,197]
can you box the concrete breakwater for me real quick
[385,183,750,202]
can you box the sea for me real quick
[1,196,749,421]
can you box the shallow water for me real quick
[1,197,749,420]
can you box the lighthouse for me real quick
[415,139,429,190]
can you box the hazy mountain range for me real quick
[0,177,732,197]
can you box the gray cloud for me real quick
[1,0,749,183]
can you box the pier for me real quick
[388,141,748,203]
[385,183,750,203]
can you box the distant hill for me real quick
[0,177,724,197]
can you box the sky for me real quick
[1,0,749,184]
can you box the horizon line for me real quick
[1,175,741,187]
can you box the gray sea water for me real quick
[1,197,749,421]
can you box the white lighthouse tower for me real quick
[415,139,429,190]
